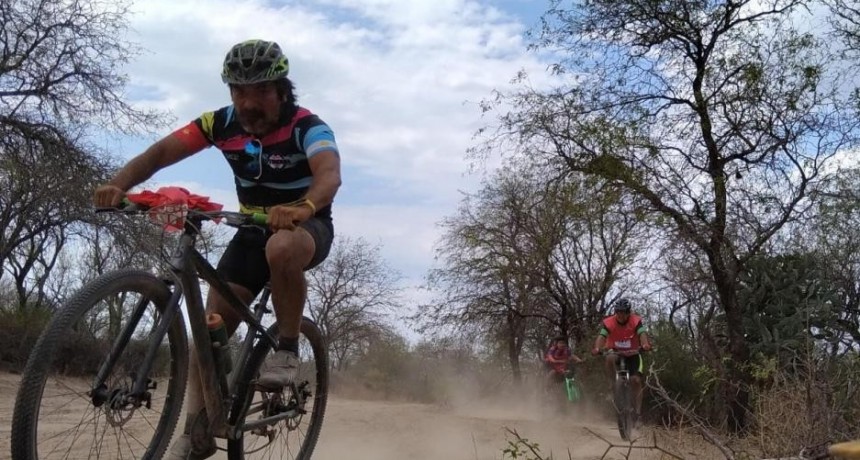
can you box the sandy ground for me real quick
[0,372,687,460]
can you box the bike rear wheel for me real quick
[227,317,328,460]
[11,269,189,460]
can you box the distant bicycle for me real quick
[11,200,329,460]
[545,363,583,415]
[561,367,582,404]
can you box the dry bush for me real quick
[0,306,52,371]
[750,365,860,458]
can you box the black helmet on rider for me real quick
[614,298,632,313]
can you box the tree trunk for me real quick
[560,300,570,340]
[507,310,523,385]
[712,258,751,432]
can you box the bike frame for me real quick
[90,214,278,438]
[563,371,579,402]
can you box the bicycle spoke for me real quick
[93,416,110,460]
[12,271,188,460]
[230,319,327,459]
[44,406,98,456]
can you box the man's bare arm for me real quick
[303,150,341,209]
[94,134,199,207]
[110,135,199,190]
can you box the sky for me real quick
[112,0,558,326]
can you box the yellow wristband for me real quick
[301,198,316,214]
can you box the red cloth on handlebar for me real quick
[126,187,223,231]
[126,187,223,211]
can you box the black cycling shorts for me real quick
[215,216,334,296]
[617,354,643,375]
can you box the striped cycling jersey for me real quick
[172,103,338,217]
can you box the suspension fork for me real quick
[613,357,631,409]
[90,276,183,407]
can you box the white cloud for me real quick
[119,0,554,312]
[334,204,443,277]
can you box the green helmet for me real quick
[221,39,289,84]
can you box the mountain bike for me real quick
[542,362,583,417]
[601,349,641,442]
[11,202,329,460]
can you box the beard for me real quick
[237,109,277,136]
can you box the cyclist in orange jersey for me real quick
[591,298,652,423]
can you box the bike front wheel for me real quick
[227,317,329,460]
[613,378,635,441]
[11,269,189,460]
[565,378,582,403]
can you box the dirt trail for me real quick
[310,398,617,460]
[0,372,657,460]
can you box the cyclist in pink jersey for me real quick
[544,336,584,387]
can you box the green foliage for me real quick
[646,320,719,421]
[502,429,548,460]
[748,354,779,382]
[738,253,842,364]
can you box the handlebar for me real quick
[595,347,650,358]
[96,200,268,229]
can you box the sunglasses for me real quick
[244,139,263,180]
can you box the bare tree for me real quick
[484,0,860,430]
[0,0,163,130]
[535,174,646,345]
[305,237,402,371]
[0,124,111,309]
[421,165,642,381]
[801,170,860,351]
[828,0,860,53]
[0,0,169,310]
[421,166,547,382]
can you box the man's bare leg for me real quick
[266,228,314,336]
[256,228,315,388]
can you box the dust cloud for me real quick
[0,372,679,460]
